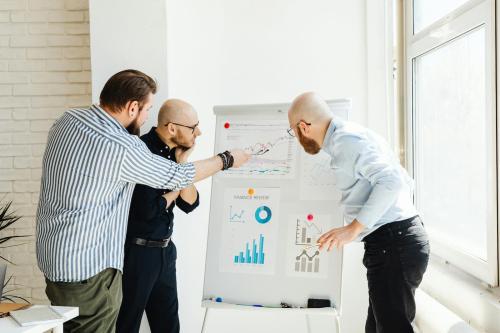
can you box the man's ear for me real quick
[166,123,176,135]
[298,121,309,136]
[126,100,139,118]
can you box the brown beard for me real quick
[126,118,141,136]
[297,129,321,154]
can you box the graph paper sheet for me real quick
[219,187,280,275]
[203,100,350,308]
[218,121,297,178]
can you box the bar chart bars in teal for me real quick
[234,234,265,265]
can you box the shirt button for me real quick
[382,250,386,254]
[398,231,402,235]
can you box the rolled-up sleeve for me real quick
[120,143,195,191]
[353,143,404,228]
[176,190,200,214]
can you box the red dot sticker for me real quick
[224,122,230,129]
[307,214,314,221]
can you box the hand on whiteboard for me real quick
[230,149,251,168]
[317,220,365,251]
[175,145,195,163]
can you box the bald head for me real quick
[157,98,197,126]
[287,92,333,155]
[156,98,201,149]
[288,92,332,124]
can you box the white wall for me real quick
[89,0,169,131]
[90,1,375,332]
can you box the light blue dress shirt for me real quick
[321,118,418,240]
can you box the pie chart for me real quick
[255,206,272,224]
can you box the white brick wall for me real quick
[0,0,91,304]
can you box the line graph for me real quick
[299,150,341,201]
[220,187,280,275]
[246,135,290,156]
[302,151,336,187]
[295,249,320,273]
[286,214,332,278]
[219,121,297,178]
[229,206,245,223]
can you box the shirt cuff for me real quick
[174,162,196,190]
[176,190,200,213]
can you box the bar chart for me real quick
[286,214,332,278]
[295,218,322,246]
[295,249,320,273]
[221,187,280,275]
[234,234,265,265]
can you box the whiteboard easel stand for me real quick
[201,301,341,333]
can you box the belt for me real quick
[131,237,171,248]
[362,215,421,243]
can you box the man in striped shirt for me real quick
[36,69,249,333]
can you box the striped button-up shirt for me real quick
[36,105,196,282]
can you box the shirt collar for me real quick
[148,127,172,152]
[90,104,127,132]
[321,118,338,155]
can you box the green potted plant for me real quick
[0,201,30,304]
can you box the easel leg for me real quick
[201,307,209,333]
[305,313,312,333]
[333,314,341,333]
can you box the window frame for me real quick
[404,0,498,285]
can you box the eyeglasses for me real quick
[287,120,311,137]
[165,121,199,134]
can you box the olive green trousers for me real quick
[45,268,122,333]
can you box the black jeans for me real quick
[116,241,179,333]
[362,216,430,333]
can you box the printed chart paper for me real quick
[218,121,297,178]
[219,188,280,275]
[300,150,340,201]
[286,213,333,278]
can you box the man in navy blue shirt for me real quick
[116,99,202,333]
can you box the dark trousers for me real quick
[116,242,179,333]
[362,216,430,333]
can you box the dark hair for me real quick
[99,69,157,113]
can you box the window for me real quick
[413,0,471,33]
[406,0,497,284]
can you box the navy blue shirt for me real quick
[126,127,199,241]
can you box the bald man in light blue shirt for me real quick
[288,92,429,333]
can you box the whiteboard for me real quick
[202,99,350,310]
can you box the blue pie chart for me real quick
[255,206,272,224]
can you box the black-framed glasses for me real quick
[287,120,311,137]
[165,121,199,134]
